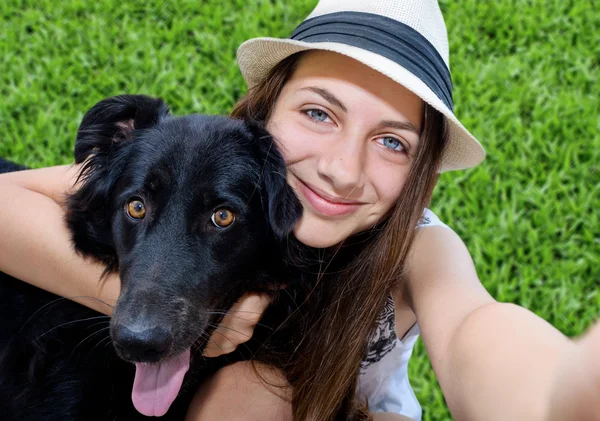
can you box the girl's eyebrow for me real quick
[298,86,347,112]
[376,120,421,136]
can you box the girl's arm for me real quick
[403,226,598,420]
[0,165,119,315]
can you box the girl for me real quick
[1,1,598,420]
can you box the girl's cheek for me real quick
[276,124,321,161]
[370,163,407,206]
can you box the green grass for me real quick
[1,1,599,419]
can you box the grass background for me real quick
[1,0,598,419]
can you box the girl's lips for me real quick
[296,179,364,217]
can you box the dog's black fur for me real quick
[0,95,309,420]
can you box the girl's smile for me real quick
[292,174,366,217]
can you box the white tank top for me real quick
[357,209,450,420]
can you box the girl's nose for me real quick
[317,138,366,193]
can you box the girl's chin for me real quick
[293,220,351,249]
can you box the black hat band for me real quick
[291,11,454,111]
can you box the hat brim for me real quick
[237,37,485,172]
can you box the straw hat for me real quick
[237,0,485,172]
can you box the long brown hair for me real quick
[232,52,448,421]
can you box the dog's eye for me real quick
[127,199,146,219]
[211,208,235,228]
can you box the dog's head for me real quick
[66,95,302,415]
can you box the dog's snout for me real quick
[113,324,173,363]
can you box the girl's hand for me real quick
[202,293,272,357]
[548,320,600,421]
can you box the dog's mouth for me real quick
[125,317,216,416]
[113,295,228,416]
[111,296,226,416]
[131,348,191,417]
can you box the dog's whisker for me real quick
[86,321,112,330]
[226,317,275,331]
[33,316,112,342]
[207,323,270,356]
[211,330,257,360]
[211,325,251,339]
[207,309,265,316]
[19,297,111,333]
[207,322,263,352]
[18,297,73,333]
[193,331,216,352]
[203,309,272,325]
[205,306,272,315]
[204,308,242,314]
[91,334,113,354]
[206,334,232,356]
[103,336,117,349]
[70,326,111,358]
[69,295,115,309]
[213,325,252,338]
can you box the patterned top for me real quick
[357,208,450,420]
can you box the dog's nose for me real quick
[112,325,173,362]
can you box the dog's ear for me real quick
[250,124,303,239]
[66,95,169,272]
[74,94,170,163]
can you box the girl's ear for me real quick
[74,94,170,163]
[250,124,303,240]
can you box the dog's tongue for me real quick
[132,349,190,417]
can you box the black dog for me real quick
[0,95,305,420]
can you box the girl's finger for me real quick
[202,293,272,357]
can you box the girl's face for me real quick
[267,51,424,248]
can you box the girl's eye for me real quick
[376,136,406,153]
[211,208,235,228]
[305,109,331,123]
[127,199,146,219]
